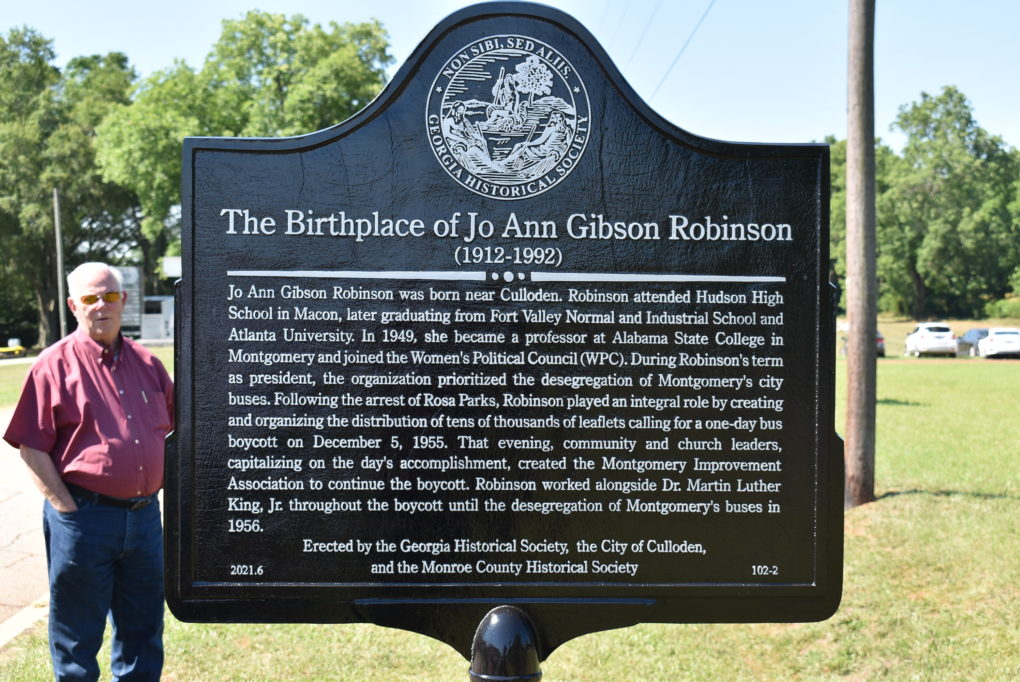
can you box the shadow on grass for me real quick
[877,398,925,407]
[878,489,1020,502]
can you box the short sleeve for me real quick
[3,364,59,454]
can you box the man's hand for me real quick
[19,445,78,512]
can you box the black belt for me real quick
[65,483,155,511]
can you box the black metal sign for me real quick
[168,1,841,659]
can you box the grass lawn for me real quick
[1,342,1018,679]
[0,345,175,406]
[0,361,36,407]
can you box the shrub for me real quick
[983,295,1020,318]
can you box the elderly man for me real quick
[4,262,173,681]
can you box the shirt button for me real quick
[119,389,124,395]
[138,466,144,471]
[127,414,132,419]
[134,439,140,444]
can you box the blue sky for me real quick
[4,0,1018,151]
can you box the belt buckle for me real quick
[129,498,151,511]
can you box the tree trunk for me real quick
[908,261,927,320]
[845,0,877,507]
[34,251,62,347]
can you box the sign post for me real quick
[168,1,841,663]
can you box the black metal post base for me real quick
[468,606,542,681]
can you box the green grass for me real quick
[0,345,175,407]
[2,345,1019,679]
[0,361,33,406]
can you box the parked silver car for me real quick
[904,323,956,357]
[956,328,989,357]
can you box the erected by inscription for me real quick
[168,2,841,659]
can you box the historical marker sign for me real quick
[168,2,842,659]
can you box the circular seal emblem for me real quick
[427,35,590,200]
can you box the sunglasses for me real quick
[78,292,124,305]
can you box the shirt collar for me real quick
[73,327,124,363]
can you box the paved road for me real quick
[0,405,49,647]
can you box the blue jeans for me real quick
[43,492,164,682]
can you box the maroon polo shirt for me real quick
[4,328,174,499]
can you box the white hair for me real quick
[67,262,124,297]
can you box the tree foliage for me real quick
[202,12,391,137]
[95,11,393,287]
[2,13,392,346]
[94,61,206,290]
[514,56,554,103]
[0,28,59,343]
[884,87,1018,317]
[0,28,136,344]
[831,86,1020,320]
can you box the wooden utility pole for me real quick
[845,0,877,506]
[54,188,67,339]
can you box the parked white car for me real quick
[904,323,956,357]
[976,327,1020,358]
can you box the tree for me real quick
[0,28,61,344]
[96,11,393,276]
[48,54,140,262]
[828,136,900,313]
[831,89,1020,321]
[827,136,847,310]
[0,29,137,345]
[880,86,1019,318]
[95,62,206,293]
[202,12,392,137]
[514,56,553,105]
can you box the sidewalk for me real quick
[0,406,49,647]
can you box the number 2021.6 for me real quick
[229,564,264,576]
